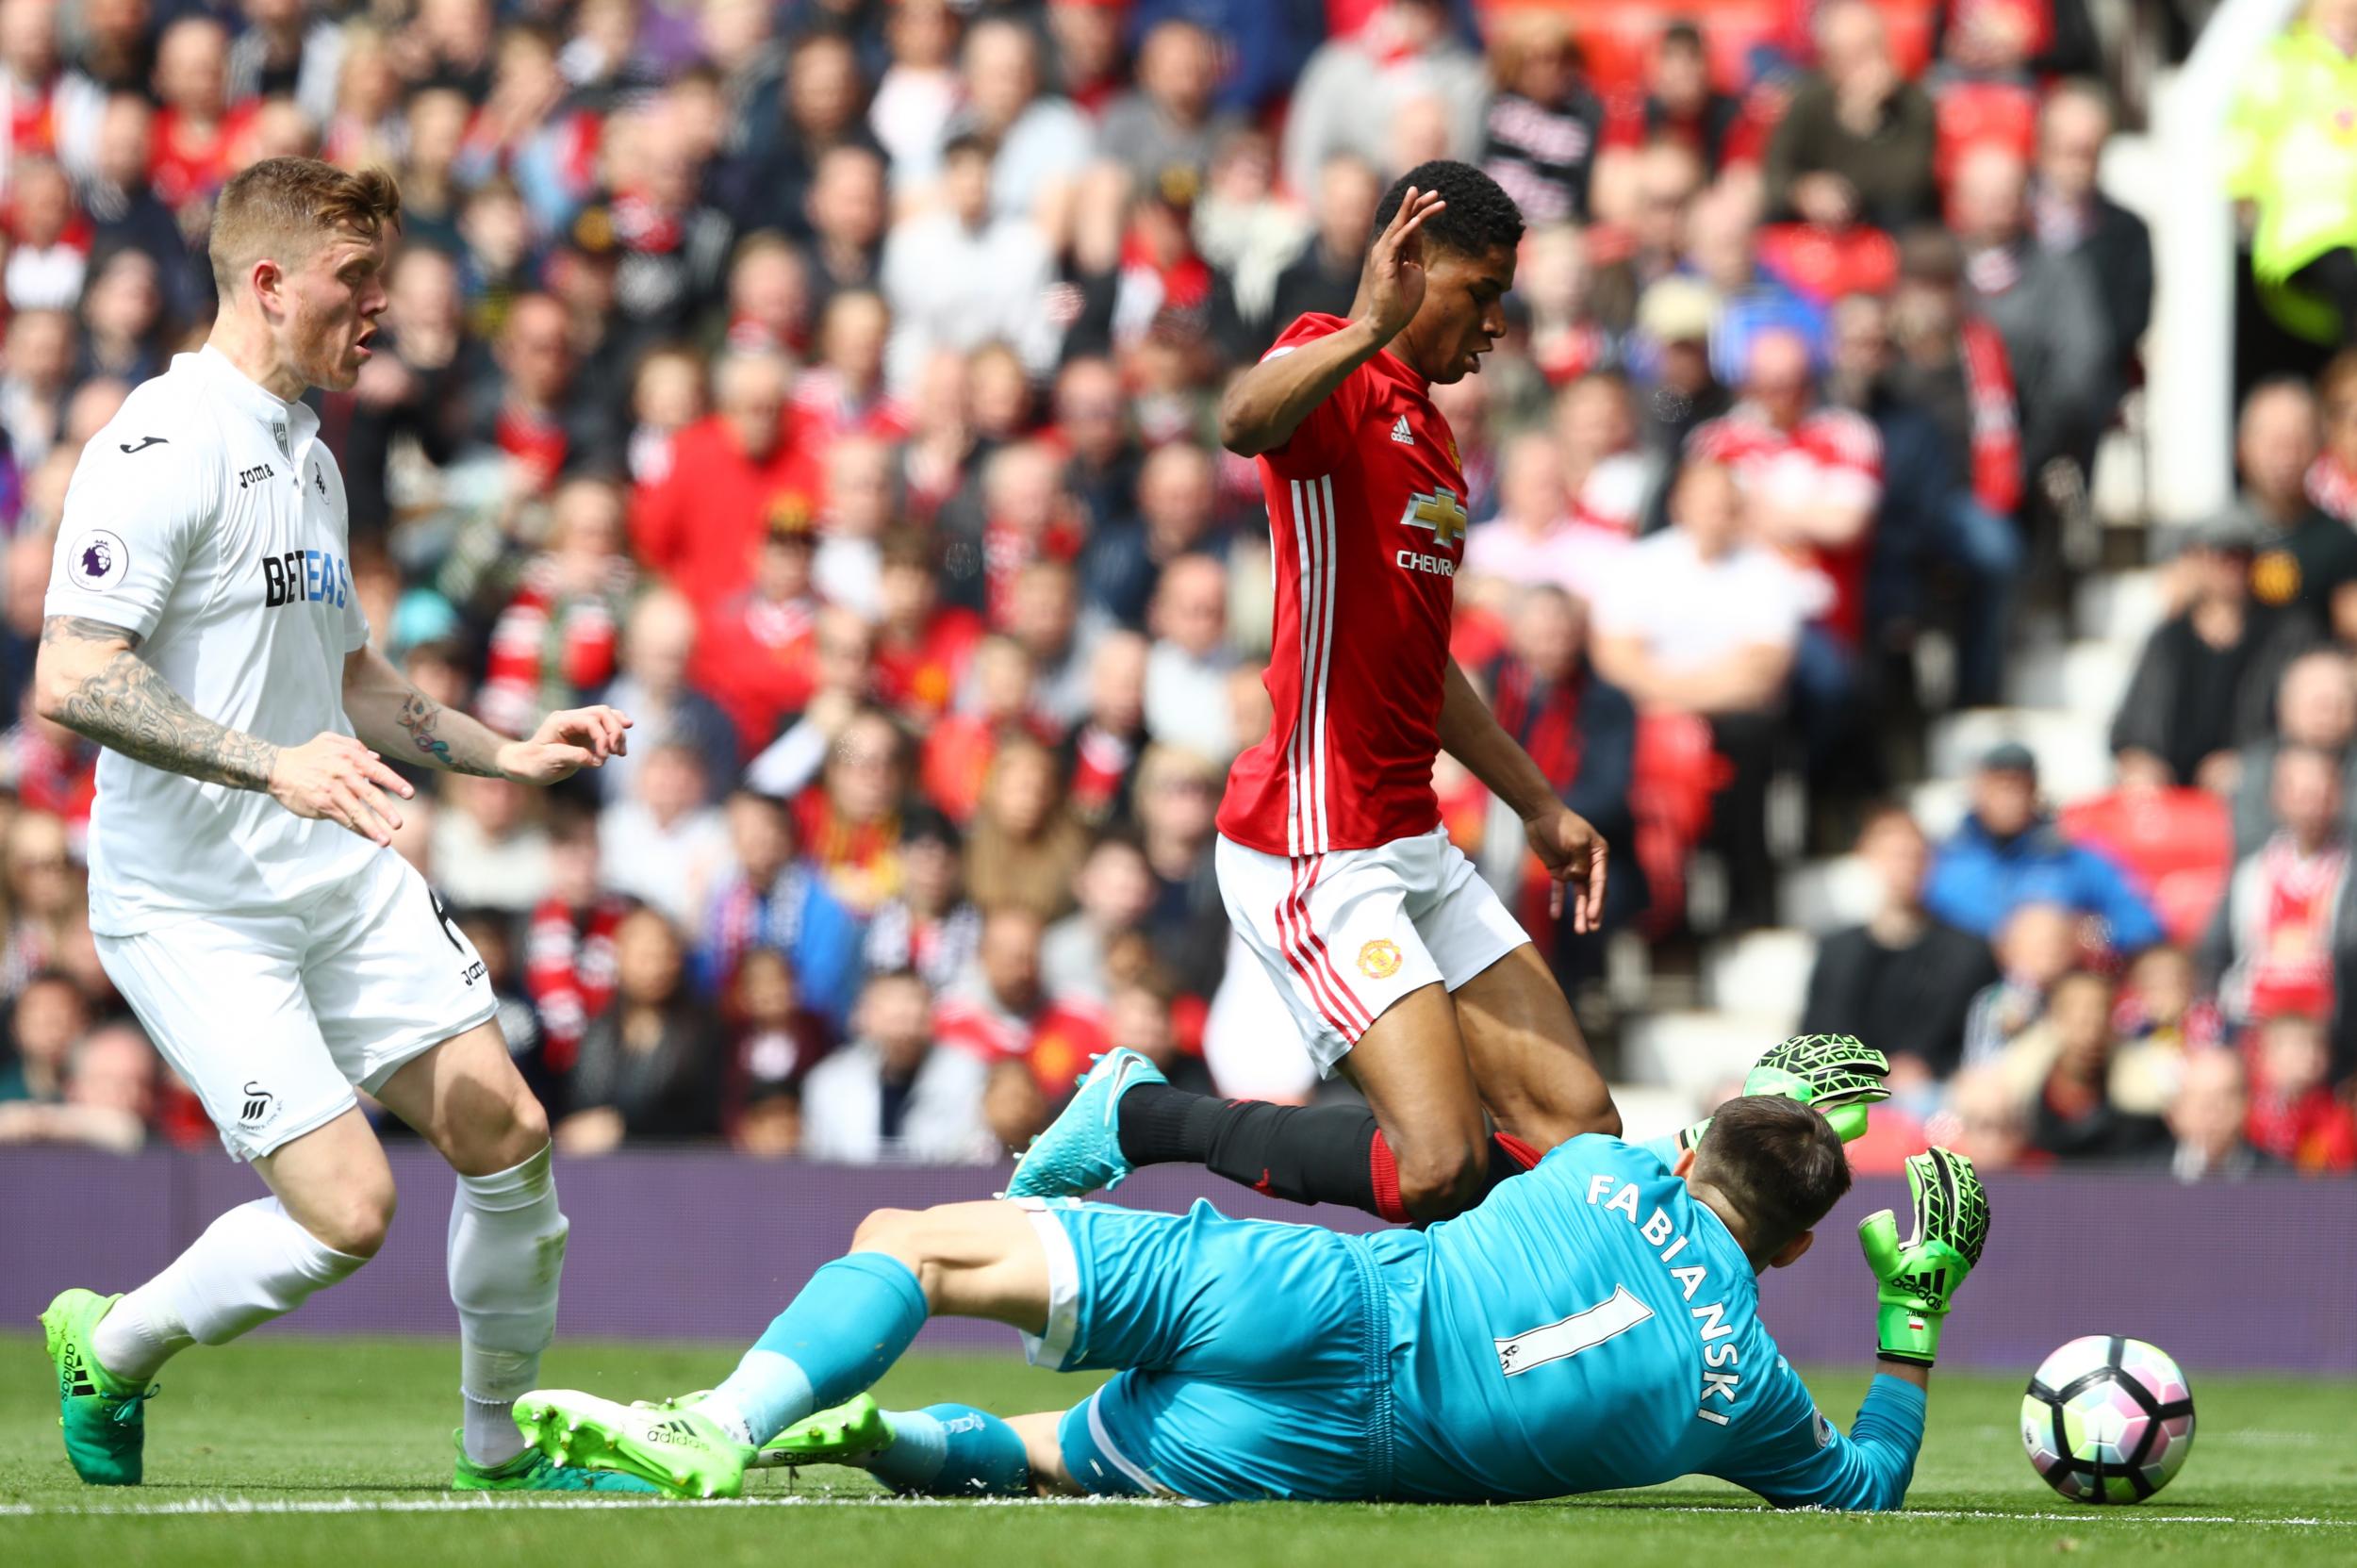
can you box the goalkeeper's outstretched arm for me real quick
[1710,1361,1930,1512]
[1714,1147,1986,1512]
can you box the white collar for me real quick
[186,344,317,439]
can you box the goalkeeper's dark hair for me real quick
[1371,160,1525,259]
[1690,1095,1852,1260]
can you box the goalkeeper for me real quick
[514,1084,1989,1510]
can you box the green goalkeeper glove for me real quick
[1673,1033,1893,1156]
[1857,1147,1990,1366]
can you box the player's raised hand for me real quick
[1525,805,1609,933]
[497,704,634,785]
[1360,185,1447,343]
[268,732,415,847]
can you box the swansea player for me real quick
[35,158,647,1493]
[514,1099,1988,1509]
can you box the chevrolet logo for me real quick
[1401,486,1468,550]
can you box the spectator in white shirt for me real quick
[880,129,1058,394]
[954,17,1094,246]
[800,969,995,1165]
[1280,0,1489,209]
[598,741,737,930]
[1591,459,1823,926]
[430,772,553,913]
[1462,429,1627,619]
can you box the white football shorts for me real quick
[96,849,501,1161]
[1215,825,1529,1076]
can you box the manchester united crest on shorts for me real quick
[1358,939,1403,980]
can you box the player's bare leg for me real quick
[364,1017,581,1478]
[1450,942,1620,1150]
[1331,982,1493,1217]
[519,1200,1056,1497]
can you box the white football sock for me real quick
[95,1197,367,1383]
[448,1143,568,1468]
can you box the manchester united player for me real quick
[1010,160,1620,1223]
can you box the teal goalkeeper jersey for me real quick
[1365,1134,1926,1508]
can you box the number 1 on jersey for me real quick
[1494,1285,1653,1378]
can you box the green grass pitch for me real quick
[6,1335,2353,1568]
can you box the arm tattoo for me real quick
[395,688,503,777]
[41,616,280,790]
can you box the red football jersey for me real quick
[1219,313,1468,855]
[1687,402,1882,646]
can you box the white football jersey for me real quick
[46,346,378,935]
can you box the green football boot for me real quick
[513,1389,752,1499]
[753,1393,892,1471]
[40,1288,156,1487]
[449,1429,663,1493]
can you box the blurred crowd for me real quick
[0,0,2349,1183]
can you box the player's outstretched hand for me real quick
[1360,184,1447,343]
[497,704,633,785]
[1525,805,1608,933]
[269,732,415,847]
[1857,1147,1990,1367]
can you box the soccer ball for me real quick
[2020,1335,2195,1503]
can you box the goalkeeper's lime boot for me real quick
[513,1389,752,1499]
[1003,1048,1165,1198]
[450,1429,663,1493]
[40,1288,156,1486]
[754,1393,893,1470]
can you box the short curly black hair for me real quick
[1370,159,1525,260]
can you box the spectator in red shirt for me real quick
[922,633,1040,824]
[934,906,1109,1098]
[524,807,629,1076]
[2244,1012,2357,1172]
[870,529,982,724]
[692,508,825,755]
[470,291,610,499]
[632,349,824,607]
[148,18,248,215]
[2203,745,2355,1029]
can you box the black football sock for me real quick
[1117,1084,1393,1216]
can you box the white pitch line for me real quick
[0,1495,2350,1525]
[0,1494,1143,1518]
[1633,1505,2353,1527]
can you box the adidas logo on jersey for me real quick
[1390,415,1415,446]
